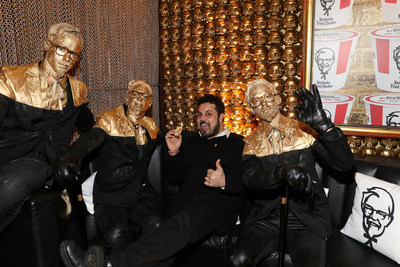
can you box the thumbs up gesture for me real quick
[204,159,226,188]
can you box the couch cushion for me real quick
[327,228,399,267]
[340,172,400,264]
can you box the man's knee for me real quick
[229,248,253,267]
[103,224,133,252]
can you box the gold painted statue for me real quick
[229,78,354,266]
[0,23,94,232]
[56,80,161,253]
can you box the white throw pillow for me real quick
[341,172,400,264]
[81,171,97,214]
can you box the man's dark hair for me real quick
[197,94,225,115]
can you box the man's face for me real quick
[127,84,152,119]
[362,194,393,238]
[249,85,281,123]
[197,102,224,138]
[44,33,82,78]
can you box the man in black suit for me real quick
[60,94,245,267]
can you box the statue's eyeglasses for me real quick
[250,93,277,108]
[48,40,81,61]
[130,91,152,101]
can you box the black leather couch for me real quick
[84,144,400,267]
[2,143,400,267]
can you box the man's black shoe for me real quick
[84,245,105,267]
[60,239,85,267]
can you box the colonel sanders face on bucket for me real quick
[320,0,335,16]
[361,187,394,248]
[315,48,335,80]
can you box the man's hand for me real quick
[165,129,182,156]
[54,156,81,184]
[295,84,333,135]
[204,159,226,188]
[274,164,313,195]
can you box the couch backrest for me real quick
[318,154,400,229]
[147,143,178,195]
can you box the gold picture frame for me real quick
[303,0,400,138]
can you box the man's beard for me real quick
[199,120,221,138]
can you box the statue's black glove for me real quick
[295,84,334,135]
[54,154,81,184]
[273,164,313,195]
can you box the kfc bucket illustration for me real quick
[364,94,400,126]
[381,0,400,23]
[369,25,400,92]
[314,0,355,29]
[320,93,355,124]
[313,30,359,91]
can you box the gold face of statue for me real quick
[204,36,215,51]
[241,32,253,47]
[283,46,298,62]
[205,22,216,36]
[269,0,283,14]
[216,50,229,65]
[268,30,283,45]
[228,31,240,47]
[255,0,267,13]
[229,47,240,61]
[254,46,267,62]
[44,33,82,79]
[204,50,216,65]
[255,61,267,76]
[228,3,241,17]
[284,30,299,45]
[242,62,254,77]
[185,65,195,78]
[230,61,241,76]
[253,14,267,30]
[249,84,281,123]
[268,15,282,31]
[206,64,218,78]
[283,13,298,29]
[227,16,241,32]
[204,7,215,22]
[171,28,180,41]
[240,17,253,32]
[268,62,284,78]
[182,51,193,65]
[215,5,227,20]
[268,45,283,62]
[126,84,152,121]
[284,62,297,77]
[254,30,267,45]
[216,20,228,35]
[218,64,230,78]
[284,0,298,13]
[243,2,254,16]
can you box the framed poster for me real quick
[303,0,400,138]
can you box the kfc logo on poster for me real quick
[386,111,400,126]
[364,94,400,126]
[361,187,395,249]
[393,45,400,72]
[369,26,400,92]
[315,0,354,29]
[315,48,335,80]
[319,0,335,16]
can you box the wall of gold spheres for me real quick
[160,0,303,136]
